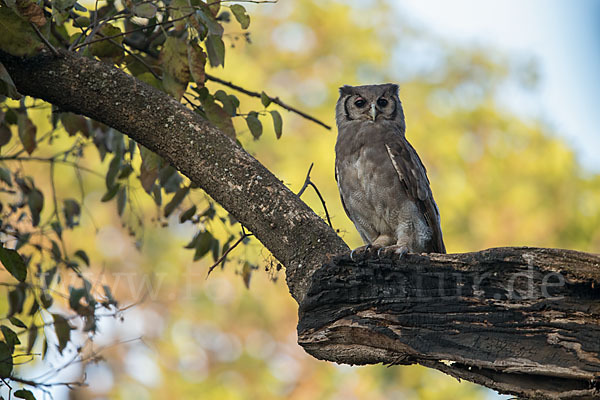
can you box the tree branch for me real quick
[299,246,600,400]
[0,49,348,303]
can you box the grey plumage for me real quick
[335,83,445,254]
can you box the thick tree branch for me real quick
[299,246,600,400]
[0,49,349,302]
[3,50,600,399]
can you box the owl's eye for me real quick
[354,98,366,107]
[377,98,389,107]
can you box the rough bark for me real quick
[2,50,600,399]
[299,246,600,399]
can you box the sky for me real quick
[396,0,600,172]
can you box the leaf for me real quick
[90,24,124,63]
[0,7,44,57]
[164,185,190,218]
[139,146,161,192]
[202,98,235,137]
[52,314,73,354]
[26,325,37,354]
[0,245,27,282]
[0,123,12,147]
[0,62,21,99]
[193,231,214,261]
[9,317,26,329]
[1,326,20,351]
[170,0,192,32]
[60,112,89,137]
[63,199,81,228]
[14,389,36,400]
[270,110,283,139]
[12,0,47,27]
[133,2,157,18]
[260,91,271,108]
[214,90,237,116]
[74,249,89,266]
[241,261,252,288]
[101,183,120,202]
[7,287,25,317]
[17,113,37,154]
[246,112,262,139]
[117,186,126,216]
[0,167,11,186]
[230,4,250,29]
[105,154,121,190]
[187,42,206,87]
[195,7,224,37]
[179,205,196,223]
[0,341,13,378]
[205,34,225,67]
[27,188,43,226]
[160,36,190,99]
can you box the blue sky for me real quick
[397,0,600,172]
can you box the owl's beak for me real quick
[370,103,377,121]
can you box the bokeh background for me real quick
[4,0,600,399]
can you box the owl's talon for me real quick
[395,246,408,259]
[377,247,384,258]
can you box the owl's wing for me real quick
[334,163,352,222]
[385,139,446,253]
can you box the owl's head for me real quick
[335,83,404,127]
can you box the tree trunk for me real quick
[2,50,599,399]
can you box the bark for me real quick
[299,246,600,399]
[2,50,599,399]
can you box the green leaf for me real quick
[60,112,89,137]
[0,62,21,100]
[160,36,190,99]
[52,314,73,354]
[205,35,225,67]
[164,185,190,218]
[26,325,37,353]
[214,90,237,116]
[15,389,36,400]
[0,245,27,282]
[90,24,124,63]
[260,91,271,108]
[246,112,262,139]
[74,249,89,266]
[101,183,120,202]
[230,4,250,29]
[270,110,283,139]
[0,7,44,57]
[242,261,253,288]
[17,112,37,154]
[7,287,25,316]
[9,317,26,329]
[195,7,224,36]
[117,186,126,216]
[0,341,13,378]
[193,231,214,261]
[202,97,236,137]
[105,154,122,190]
[179,205,196,223]
[133,2,157,18]
[63,198,81,228]
[187,42,206,87]
[170,0,192,32]
[0,123,12,148]
[27,188,43,226]
[1,325,20,351]
[139,146,161,192]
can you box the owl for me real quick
[335,83,446,256]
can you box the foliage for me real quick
[0,0,598,399]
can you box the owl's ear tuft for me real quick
[385,84,399,96]
[339,85,355,96]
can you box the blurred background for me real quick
[4,0,600,399]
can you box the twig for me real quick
[205,74,331,130]
[30,23,60,57]
[296,163,333,229]
[206,228,252,278]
